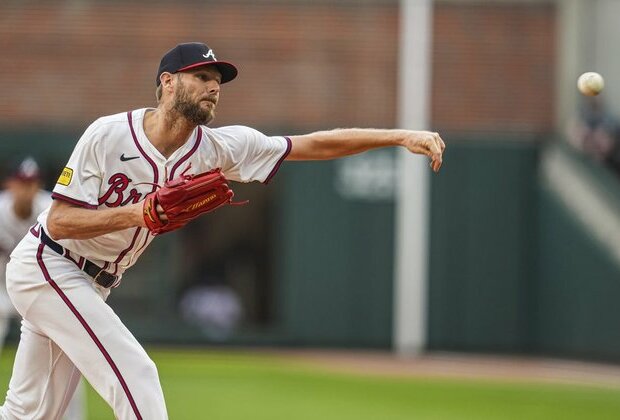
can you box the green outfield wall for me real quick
[427,141,620,362]
[535,190,620,361]
[3,131,620,362]
[274,153,396,348]
[427,141,540,353]
[534,146,620,361]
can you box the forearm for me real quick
[287,128,409,160]
[287,127,445,172]
[47,200,145,240]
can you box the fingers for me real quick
[404,130,446,172]
[437,133,446,152]
[427,132,444,173]
[156,204,168,223]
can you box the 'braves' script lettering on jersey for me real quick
[99,173,144,207]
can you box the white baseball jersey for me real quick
[38,108,291,278]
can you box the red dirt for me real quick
[274,349,620,389]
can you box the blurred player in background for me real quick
[567,95,620,175]
[0,157,85,420]
[0,158,52,351]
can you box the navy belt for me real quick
[39,229,118,288]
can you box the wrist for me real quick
[131,203,147,228]
[394,130,413,148]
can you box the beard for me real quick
[172,83,215,125]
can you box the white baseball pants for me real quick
[0,232,168,420]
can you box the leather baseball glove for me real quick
[143,168,245,235]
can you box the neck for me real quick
[13,200,32,220]
[143,107,196,158]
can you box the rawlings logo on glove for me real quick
[142,168,246,235]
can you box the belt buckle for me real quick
[93,269,116,288]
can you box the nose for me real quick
[207,81,220,95]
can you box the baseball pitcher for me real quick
[0,42,444,419]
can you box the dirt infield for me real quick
[276,349,620,389]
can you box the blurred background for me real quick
[2,0,620,417]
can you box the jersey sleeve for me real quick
[209,126,291,183]
[52,121,105,208]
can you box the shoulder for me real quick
[77,110,138,146]
[202,125,265,141]
[89,111,132,131]
[96,110,131,124]
[87,109,144,134]
[201,126,275,153]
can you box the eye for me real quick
[196,73,220,83]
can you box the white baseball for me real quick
[577,72,604,96]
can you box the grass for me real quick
[1,347,620,419]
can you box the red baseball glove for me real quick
[143,168,245,235]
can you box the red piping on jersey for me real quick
[115,110,160,265]
[36,243,143,420]
[263,136,292,184]
[133,231,151,260]
[114,228,141,264]
[30,224,41,237]
[63,249,85,269]
[169,129,202,180]
[127,111,159,190]
[51,193,98,209]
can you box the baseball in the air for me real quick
[577,72,604,96]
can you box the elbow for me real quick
[46,209,67,240]
[46,216,63,241]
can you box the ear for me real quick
[160,72,174,89]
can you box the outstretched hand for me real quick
[403,131,446,172]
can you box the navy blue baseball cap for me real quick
[156,42,238,86]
